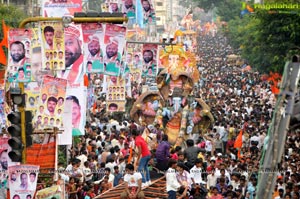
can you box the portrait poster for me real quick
[57,99,72,145]
[65,86,87,136]
[33,75,67,130]
[101,2,121,13]
[36,185,63,199]
[8,164,39,199]
[0,137,19,190]
[122,0,136,21]
[40,21,65,71]
[103,24,127,76]
[24,83,41,117]
[140,0,156,25]
[56,23,85,86]
[106,76,126,112]
[42,0,82,17]
[82,23,105,74]
[142,43,157,81]
[7,28,32,83]
[31,27,53,83]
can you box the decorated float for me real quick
[130,44,214,148]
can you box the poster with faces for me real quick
[7,28,32,83]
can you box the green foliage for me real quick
[0,4,27,34]
[192,0,242,21]
[226,11,300,73]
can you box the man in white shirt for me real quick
[206,168,218,189]
[120,164,145,199]
[166,159,181,199]
[190,158,206,186]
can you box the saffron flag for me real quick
[0,20,8,65]
[234,130,243,148]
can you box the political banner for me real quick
[40,22,65,71]
[106,76,126,112]
[103,24,127,76]
[122,0,136,21]
[8,164,39,199]
[141,0,156,25]
[31,27,53,84]
[142,43,158,83]
[42,0,82,17]
[36,185,63,199]
[102,1,121,13]
[0,137,18,190]
[56,23,85,86]
[82,23,105,74]
[66,86,87,136]
[33,75,67,130]
[7,28,32,83]
[24,83,40,116]
[57,99,72,145]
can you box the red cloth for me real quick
[135,136,151,157]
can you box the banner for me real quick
[142,43,158,85]
[57,99,72,145]
[24,83,40,117]
[66,86,87,136]
[42,0,82,17]
[102,1,122,13]
[106,76,126,112]
[41,22,65,71]
[82,23,105,74]
[8,164,39,199]
[103,24,127,76]
[33,75,67,130]
[141,0,156,25]
[7,28,32,83]
[122,0,136,21]
[56,23,85,86]
[26,140,56,169]
[30,27,53,84]
[36,185,63,199]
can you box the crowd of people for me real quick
[51,32,300,199]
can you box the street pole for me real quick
[18,82,27,164]
[256,56,300,199]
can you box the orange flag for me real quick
[0,20,9,65]
[234,130,243,148]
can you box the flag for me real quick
[234,129,243,148]
[0,20,9,65]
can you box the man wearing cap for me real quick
[104,38,121,75]
[87,36,102,60]
[58,25,84,85]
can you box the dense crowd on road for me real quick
[51,32,300,199]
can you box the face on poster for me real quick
[56,23,84,86]
[82,23,105,74]
[122,0,136,19]
[66,86,87,136]
[106,75,126,112]
[8,165,39,199]
[41,22,65,71]
[42,0,82,17]
[141,44,157,78]
[34,76,67,130]
[141,0,156,25]
[31,28,53,84]
[7,29,32,83]
[103,24,127,76]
